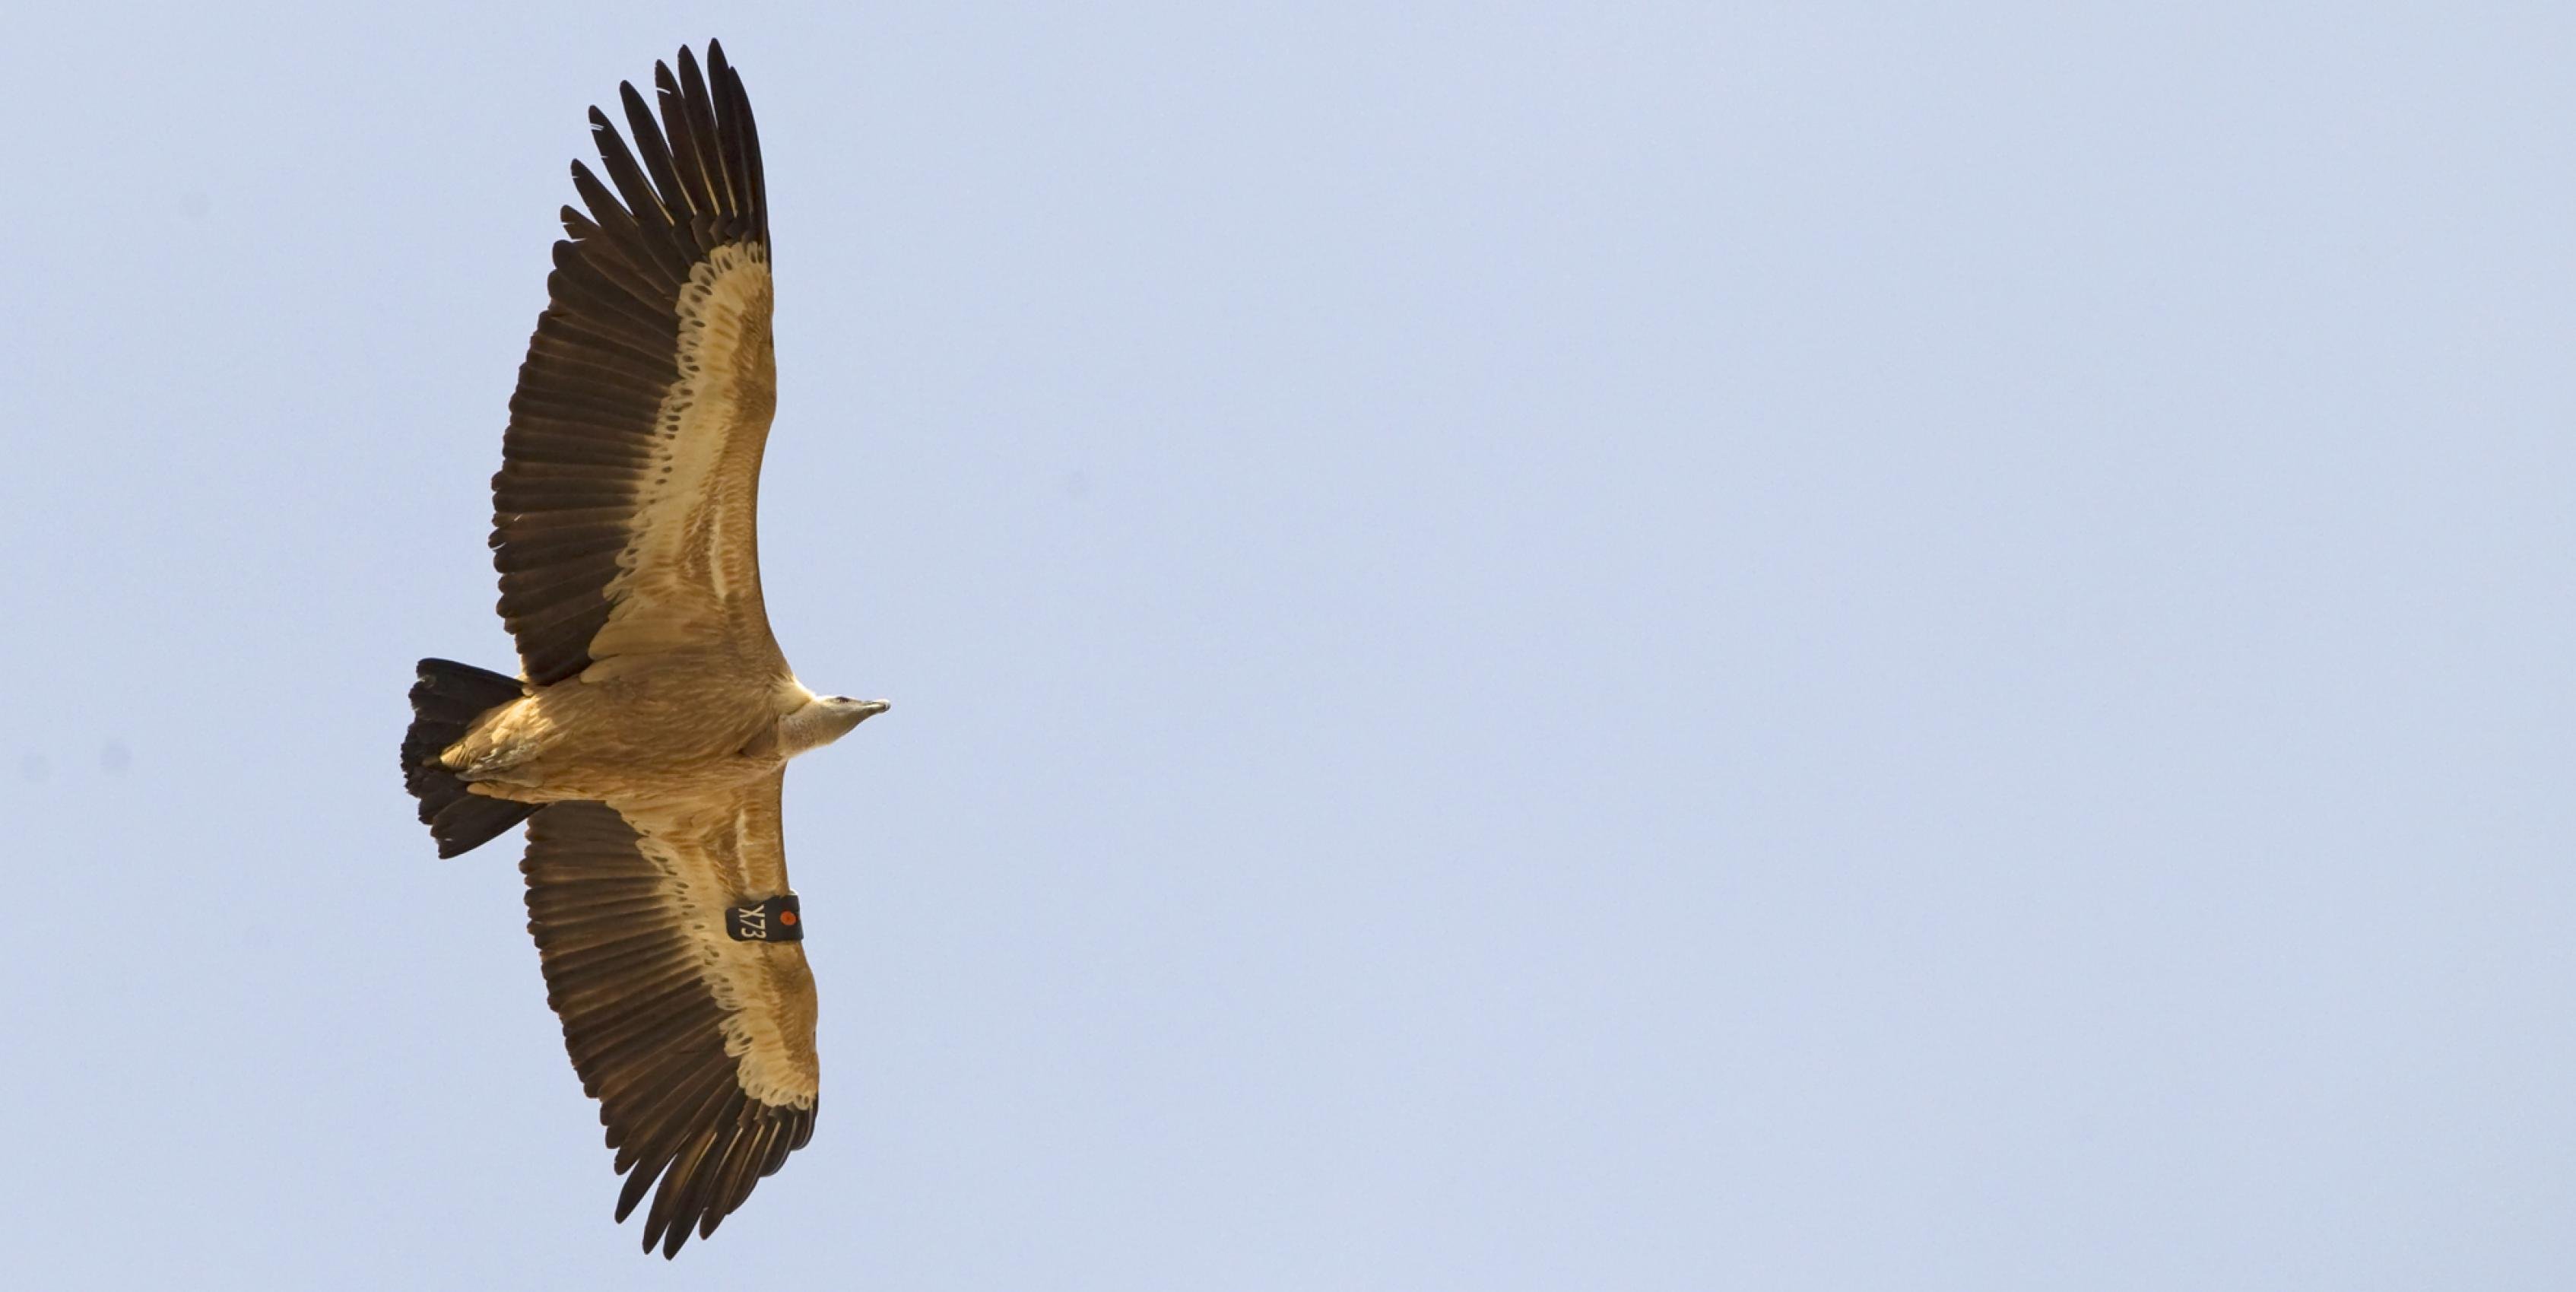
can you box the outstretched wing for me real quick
[493,40,783,687]
[520,774,819,1257]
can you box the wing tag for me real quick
[726,893,803,942]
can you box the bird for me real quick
[397,40,888,1257]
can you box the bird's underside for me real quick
[396,40,878,1259]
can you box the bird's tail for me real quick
[403,659,536,858]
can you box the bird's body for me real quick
[446,665,811,802]
[398,40,885,1259]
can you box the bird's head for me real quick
[822,694,892,725]
[780,694,890,757]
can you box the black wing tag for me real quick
[726,894,803,943]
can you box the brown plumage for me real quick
[398,40,889,1258]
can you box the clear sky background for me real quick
[3,2,2570,1287]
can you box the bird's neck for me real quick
[776,700,860,757]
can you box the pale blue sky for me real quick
[4,2,2572,1287]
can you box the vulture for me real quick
[398,40,888,1257]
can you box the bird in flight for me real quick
[398,40,887,1257]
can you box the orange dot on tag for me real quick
[779,910,797,925]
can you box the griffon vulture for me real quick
[398,40,888,1257]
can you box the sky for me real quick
[2,1,2571,1287]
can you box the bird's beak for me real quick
[855,700,891,721]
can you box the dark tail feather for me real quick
[404,659,536,857]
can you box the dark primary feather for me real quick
[490,38,769,686]
[521,798,816,1258]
